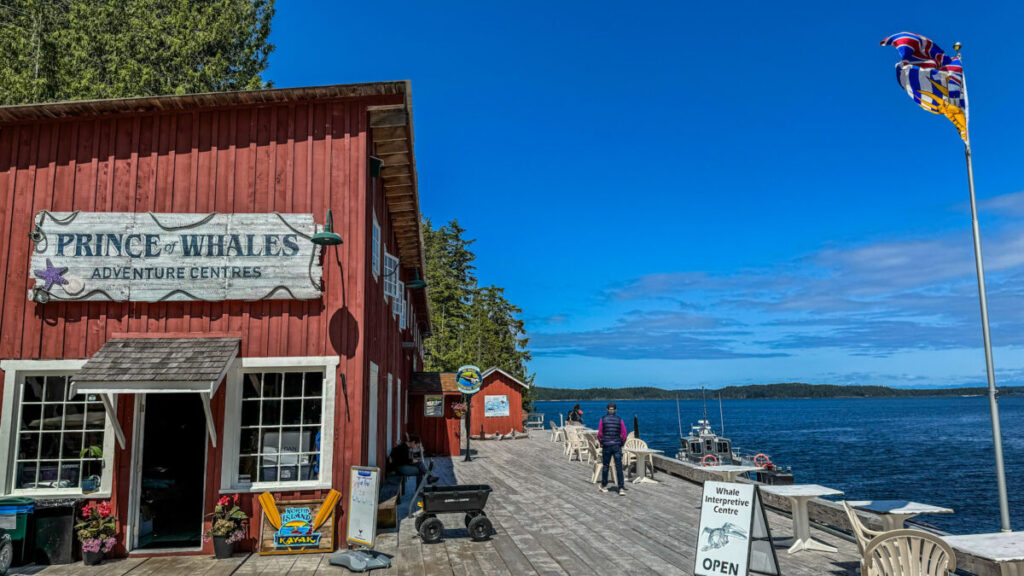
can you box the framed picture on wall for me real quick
[424,395,443,417]
[484,395,509,417]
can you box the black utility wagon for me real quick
[414,485,493,544]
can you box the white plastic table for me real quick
[705,465,762,483]
[760,484,844,554]
[622,447,663,484]
[943,532,1024,576]
[848,500,953,531]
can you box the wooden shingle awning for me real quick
[71,336,240,449]
[410,372,460,395]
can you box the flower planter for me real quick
[212,536,234,559]
[83,550,104,566]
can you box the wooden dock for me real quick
[12,435,863,575]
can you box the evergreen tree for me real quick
[422,218,535,410]
[0,0,274,105]
[422,218,477,372]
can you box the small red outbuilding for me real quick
[407,367,530,456]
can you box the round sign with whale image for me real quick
[456,365,482,395]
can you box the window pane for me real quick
[44,376,67,402]
[302,399,321,425]
[20,404,41,431]
[60,463,81,488]
[238,457,257,484]
[42,405,64,430]
[18,433,39,460]
[278,464,299,483]
[83,431,104,456]
[81,461,103,490]
[39,433,61,459]
[300,462,318,481]
[282,400,302,425]
[262,373,282,398]
[23,377,44,402]
[279,428,302,459]
[61,432,84,459]
[241,401,260,427]
[37,462,60,486]
[239,429,259,455]
[243,373,261,398]
[259,456,278,482]
[262,400,281,425]
[260,429,280,453]
[83,404,105,431]
[15,462,37,489]
[64,403,86,430]
[304,372,322,397]
[300,427,318,452]
[284,373,303,397]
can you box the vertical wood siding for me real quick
[407,392,461,457]
[470,373,526,436]
[0,92,419,554]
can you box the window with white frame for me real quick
[372,212,381,281]
[0,360,115,497]
[222,357,338,491]
[393,281,404,320]
[383,251,399,301]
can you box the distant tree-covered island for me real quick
[534,382,1023,401]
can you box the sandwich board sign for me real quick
[347,466,380,548]
[694,481,780,576]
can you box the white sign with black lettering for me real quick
[27,211,323,303]
[694,481,780,576]
[347,466,380,548]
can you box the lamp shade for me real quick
[407,269,427,289]
[312,209,343,246]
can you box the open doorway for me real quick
[135,393,207,550]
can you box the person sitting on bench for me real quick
[388,435,438,487]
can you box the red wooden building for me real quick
[408,367,529,456]
[0,81,430,557]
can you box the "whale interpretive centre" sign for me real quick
[28,211,323,303]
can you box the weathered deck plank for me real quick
[13,436,863,576]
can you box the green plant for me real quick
[75,502,117,553]
[205,495,248,541]
[80,445,102,459]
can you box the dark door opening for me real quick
[137,393,206,549]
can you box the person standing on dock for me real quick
[598,402,628,495]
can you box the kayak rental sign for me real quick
[27,211,323,303]
[694,481,780,576]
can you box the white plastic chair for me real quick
[843,501,884,553]
[623,436,648,478]
[862,529,956,576]
[586,435,618,485]
[549,421,565,443]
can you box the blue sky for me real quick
[268,1,1024,389]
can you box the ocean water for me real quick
[536,396,1024,534]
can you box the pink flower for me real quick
[232,493,240,504]
[96,502,112,518]
[218,496,230,507]
[81,504,93,518]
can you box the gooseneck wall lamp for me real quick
[407,269,428,290]
[311,209,344,247]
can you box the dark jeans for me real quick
[397,462,428,487]
[601,443,624,490]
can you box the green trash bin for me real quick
[0,497,35,567]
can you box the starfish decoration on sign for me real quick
[34,258,69,291]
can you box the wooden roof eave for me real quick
[368,82,431,331]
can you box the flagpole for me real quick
[957,42,1012,533]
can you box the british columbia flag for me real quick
[881,32,968,143]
